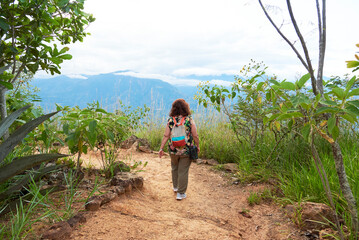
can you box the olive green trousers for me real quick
[170,154,191,194]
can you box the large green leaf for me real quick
[265,91,271,101]
[341,114,356,123]
[222,89,229,93]
[332,88,345,100]
[58,0,70,8]
[347,100,359,108]
[87,132,97,147]
[280,81,296,91]
[345,76,357,93]
[63,123,69,134]
[59,54,72,60]
[89,120,97,134]
[0,81,13,90]
[300,102,311,111]
[96,108,108,114]
[327,116,336,134]
[59,46,70,54]
[0,153,67,184]
[0,18,9,31]
[0,111,58,163]
[297,73,310,89]
[315,107,339,115]
[257,82,265,91]
[348,88,359,97]
[332,126,340,141]
[319,99,338,106]
[50,57,63,65]
[291,94,310,107]
[0,105,31,139]
[276,112,303,121]
[267,113,281,122]
[346,61,359,68]
[269,79,280,86]
[344,105,359,116]
[80,109,93,115]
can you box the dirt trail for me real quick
[71,151,305,240]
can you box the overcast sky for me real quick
[37,0,359,85]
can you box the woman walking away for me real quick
[159,99,200,200]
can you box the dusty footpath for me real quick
[71,151,305,240]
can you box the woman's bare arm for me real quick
[159,125,171,158]
[190,119,200,151]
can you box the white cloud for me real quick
[208,79,233,87]
[36,0,359,83]
[67,74,88,79]
[173,68,237,77]
[114,71,201,86]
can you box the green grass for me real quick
[136,106,359,238]
[248,192,262,206]
[247,189,273,206]
[139,115,359,237]
[137,124,165,151]
[2,178,54,240]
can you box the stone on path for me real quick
[85,196,102,211]
[223,163,238,173]
[110,172,144,191]
[41,221,72,240]
[285,201,335,230]
[86,172,143,212]
[67,213,87,228]
[121,135,151,150]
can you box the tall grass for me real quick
[2,178,53,240]
[139,109,359,236]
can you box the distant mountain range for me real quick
[33,71,235,113]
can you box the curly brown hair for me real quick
[169,99,191,117]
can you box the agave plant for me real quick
[0,105,67,202]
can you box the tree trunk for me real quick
[331,140,358,235]
[316,0,326,94]
[312,135,344,240]
[0,86,9,140]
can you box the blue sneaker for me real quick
[173,187,178,192]
[176,193,186,200]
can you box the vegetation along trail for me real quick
[71,151,304,240]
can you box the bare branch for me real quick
[285,0,317,95]
[316,0,323,34]
[10,61,26,85]
[12,25,16,75]
[221,101,246,144]
[316,0,326,94]
[257,1,311,73]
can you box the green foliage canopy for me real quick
[0,0,95,88]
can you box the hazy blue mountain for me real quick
[33,71,235,112]
[35,73,179,112]
[33,71,271,114]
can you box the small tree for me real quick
[0,0,95,138]
[257,1,358,236]
[59,103,128,173]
